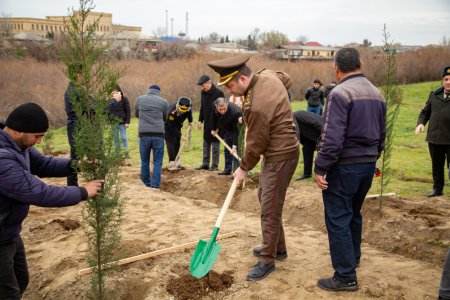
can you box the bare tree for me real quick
[259,30,289,49]
[208,32,220,43]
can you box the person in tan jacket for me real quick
[208,54,299,281]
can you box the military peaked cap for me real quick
[443,66,450,78]
[207,54,251,86]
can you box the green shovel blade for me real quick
[190,227,222,278]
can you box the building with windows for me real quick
[270,44,340,61]
[0,11,141,40]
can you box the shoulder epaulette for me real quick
[433,87,444,95]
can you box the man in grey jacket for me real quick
[135,85,169,189]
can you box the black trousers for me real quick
[428,143,450,192]
[301,138,316,176]
[165,127,181,161]
[67,121,78,186]
[0,236,29,300]
[202,140,220,169]
[440,248,450,299]
[223,133,240,172]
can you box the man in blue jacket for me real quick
[314,48,386,292]
[0,103,103,299]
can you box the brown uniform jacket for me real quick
[240,69,299,171]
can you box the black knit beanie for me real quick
[5,102,49,133]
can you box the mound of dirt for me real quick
[163,168,450,267]
[166,269,234,300]
[52,218,81,230]
[20,166,447,299]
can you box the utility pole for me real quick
[165,10,168,37]
[185,12,189,38]
[171,18,174,37]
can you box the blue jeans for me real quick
[307,105,321,116]
[112,124,128,152]
[139,136,164,188]
[322,162,375,282]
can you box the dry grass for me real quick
[2,46,450,127]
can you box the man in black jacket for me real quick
[211,97,243,175]
[108,85,131,155]
[293,110,322,180]
[416,66,450,197]
[196,75,224,171]
[64,63,83,186]
[305,79,325,116]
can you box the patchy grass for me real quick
[35,81,448,198]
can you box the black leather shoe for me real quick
[317,277,359,292]
[295,174,312,181]
[209,166,218,171]
[245,261,275,281]
[253,246,287,260]
[427,189,443,197]
[217,171,232,175]
[195,165,209,170]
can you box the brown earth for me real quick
[21,166,449,300]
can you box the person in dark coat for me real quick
[165,96,193,168]
[0,103,103,299]
[439,249,450,300]
[324,81,337,99]
[108,84,131,155]
[64,63,84,186]
[293,110,322,180]
[211,97,243,175]
[416,66,450,197]
[305,79,325,116]
[196,75,224,171]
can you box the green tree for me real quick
[378,24,403,213]
[58,0,123,298]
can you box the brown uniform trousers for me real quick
[258,155,299,264]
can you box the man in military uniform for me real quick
[208,54,299,281]
[416,66,450,197]
[165,97,193,169]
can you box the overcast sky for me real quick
[1,0,449,46]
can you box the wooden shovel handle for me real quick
[215,177,239,228]
[174,135,187,162]
[213,132,241,161]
